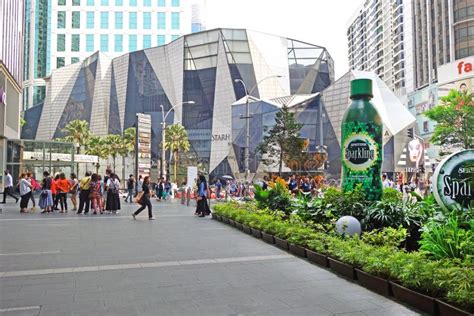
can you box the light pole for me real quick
[160,101,194,179]
[234,75,283,180]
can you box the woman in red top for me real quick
[51,174,59,211]
[56,173,71,213]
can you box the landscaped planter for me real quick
[228,219,236,227]
[288,244,306,258]
[261,232,275,244]
[274,236,289,250]
[215,214,222,221]
[305,249,328,267]
[389,281,435,315]
[242,224,252,234]
[235,222,243,230]
[436,299,471,316]
[222,216,230,224]
[328,257,356,280]
[355,269,390,296]
[251,228,262,239]
[212,213,218,220]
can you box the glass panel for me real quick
[129,34,137,51]
[71,34,80,52]
[57,34,65,52]
[157,12,165,29]
[72,0,80,5]
[87,0,94,4]
[57,57,65,68]
[100,34,109,52]
[115,0,122,4]
[171,12,180,29]
[114,34,123,52]
[58,0,66,5]
[100,12,109,29]
[130,0,137,5]
[129,12,137,29]
[86,34,94,52]
[171,34,179,41]
[86,12,94,29]
[171,0,179,6]
[143,12,151,29]
[57,11,66,28]
[143,35,151,48]
[157,35,165,46]
[115,12,123,29]
[143,0,151,5]
[71,57,80,64]
[72,11,80,28]
[158,0,165,6]
[101,0,109,5]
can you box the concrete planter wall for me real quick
[288,244,306,258]
[355,269,390,296]
[328,257,356,280]
[261,232,275,244]
[389,281,435,314]
[436,299,471,316]
[274,236,289,251]
[305,249,328,267]
[251,228,262,239]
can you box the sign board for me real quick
[136,113,152,179]
[432,150,473,211]
[23,151,98,163]
[437,56,474,86]
[186,166,198,189]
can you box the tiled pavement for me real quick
[0,198,422,316]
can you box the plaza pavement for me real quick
[0,198,422,316]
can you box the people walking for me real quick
[90,173,102,215]
[69,173,78,211]
[39,171,54,213]
[105,173,120,214]
[19,173,33,213]
[196,175,211,217]
[2,170,19,203]
[56,173,70,213]
[77,171,92,215]
[125,175,134,203]
[132,176,155,220]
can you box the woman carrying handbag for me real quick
[196,175,211,217]
[132,176,155,220]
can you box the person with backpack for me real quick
[125,175,134,203]
[77,171,92,215]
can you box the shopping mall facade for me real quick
[22,28,414,180]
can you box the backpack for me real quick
[108,180,118,194]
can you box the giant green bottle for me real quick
[341,79,383,201]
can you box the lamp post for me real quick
[160,101,194,179]
[234,75,283,180]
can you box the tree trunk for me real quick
[279,150,283,176]
[95,161,100,174]
[113,156,116,173]
[174,151,178,183]
[76,146,80,176]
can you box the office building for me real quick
[22,0,199,110]
[0,0,24,187]
[347,0,415,96]
[413,0,474,89]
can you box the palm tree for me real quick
[86,136,108,173]
[164,124,190,183]
[61,120,91,175]
[104,134,128,172]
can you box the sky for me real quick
[204,0,363,80]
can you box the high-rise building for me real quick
[0,0,24,186]
[22,0,199,110]
[413,0,474,90]
[347,0,415,96]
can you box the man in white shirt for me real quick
[2,170,19,203]
[382,174,391,189]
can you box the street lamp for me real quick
[234,75,283,180]
[160,101,194,179]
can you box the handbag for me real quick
[40,190,48,198]
[134,192,144,204]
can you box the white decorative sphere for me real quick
[335,216,361,237]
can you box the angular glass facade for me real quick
[23,29,335,179]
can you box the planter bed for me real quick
[222,216,230,224]
[274,236,289,251]
[251,228,262,239]
[234,222,243,230]
[228,219,236,227]
[215,214,222,221]
[389,281,435,315]
[211,213,218,220]
[355,269,390,296]
[328,257,356,280]
[436,299,471,316]
[305,249,328,267]
[242,224,252,234]
[261,232,275,244]
[288,244,306,258]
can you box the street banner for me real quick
[136,113,152,179]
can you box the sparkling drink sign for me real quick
[136,113,152,179]
[432,150,473,211]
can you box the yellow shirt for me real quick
[80,176,91,190]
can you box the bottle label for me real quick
[343,133,378,171]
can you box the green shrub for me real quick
[363,200,422,230]
[419,215,474,260]
[382,187,402,203]
[361,226,407,248]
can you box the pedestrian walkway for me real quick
[0,199,421,315]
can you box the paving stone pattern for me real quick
[0,199,422,315]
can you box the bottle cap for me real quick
[350,79,373,99]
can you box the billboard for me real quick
[136,113,152,179]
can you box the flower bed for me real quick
[213,201,473,314]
